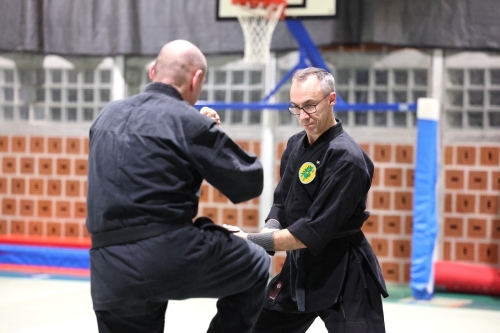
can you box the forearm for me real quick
[247,228,306,251]
[231,218,306,251]
[262,218,305,250]
[273,229,306,251]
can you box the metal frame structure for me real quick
[196,21,417,113]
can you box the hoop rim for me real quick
[217,0,336,21]
[231,0,287,21]
[231,0,287,9]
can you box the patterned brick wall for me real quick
[2,134,499,284]
[0,135,89,238]
[0,135,264,241]
[361,143,415,283]
[442,145,500,267]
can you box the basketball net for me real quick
[232,0,286,64]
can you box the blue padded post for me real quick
[411,98,440,300]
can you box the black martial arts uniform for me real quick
[86,83,270,333]
[253,121,388,333]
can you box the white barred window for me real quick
[0,55,113,123]
[200,66,265,125]
[445,52,500,129]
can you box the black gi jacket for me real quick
[86,83,263,310]
[263,121,388,313]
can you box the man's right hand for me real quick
[200,106,221,127]
[223,224,247,239]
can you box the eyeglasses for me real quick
[287,94,331,115]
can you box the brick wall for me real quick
[362,143,415,283]
[442,145,500,267]
[0,135,89,238]
[1,134,499,284]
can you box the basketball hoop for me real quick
[232,0,287,64]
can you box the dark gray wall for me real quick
[1,0,499,56]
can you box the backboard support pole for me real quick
[261,20,345,104]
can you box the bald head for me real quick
[150,40,207,105]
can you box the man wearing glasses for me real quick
[226,67,388,332]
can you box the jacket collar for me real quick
[145,82,183,101]
[302,119,344,148]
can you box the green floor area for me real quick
[385,283,500,311]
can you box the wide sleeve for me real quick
[187,123,263,204]
[287,158,370,256]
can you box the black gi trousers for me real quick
[252,250,386,333]
[92,227,270,333]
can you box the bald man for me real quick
[87,40,270,333]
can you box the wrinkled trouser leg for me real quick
[252,308,318,333]
[252,247,386,333]
[93,228,270,333]
[95,302,168,333]
[191,233,271,333]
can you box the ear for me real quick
[329,92,336,105]
[148,61,156,82]
[191,69,204,91]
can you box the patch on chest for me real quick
[298,162,316,184]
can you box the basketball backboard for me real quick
[216,0,336,20]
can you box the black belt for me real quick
[333,229,361,239]
[91,221,192,249]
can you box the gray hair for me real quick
[291,67,335,94]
